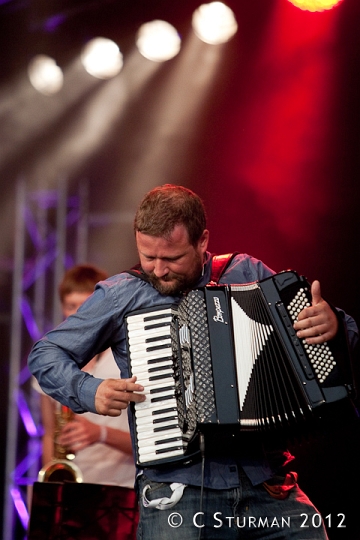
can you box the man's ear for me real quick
[199,229,209,252]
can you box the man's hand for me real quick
[293,280,339,344]
[95,376,145,416]
[58,416,100,451]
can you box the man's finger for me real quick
[311,280,322,306]
[95,377,146,415]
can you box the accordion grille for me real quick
[185,291,216,423]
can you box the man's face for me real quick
[136,224,209,296]
[62,291,92,318]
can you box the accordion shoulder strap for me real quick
[125,263,150,282]
[209,252,238,285]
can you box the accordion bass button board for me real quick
[125,270,351,467]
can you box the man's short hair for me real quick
[59,264,108,303]
[134,184,207,246]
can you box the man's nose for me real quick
[153,259,168,278]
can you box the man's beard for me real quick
[147,253,203,296]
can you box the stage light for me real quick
[287,0,343,11]
[192,2,238,45]
[27,55,64,96]
[81,37,123,79]
[136,20,181,62]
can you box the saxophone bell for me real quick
[38,404,83,483]
[38,459,83,483]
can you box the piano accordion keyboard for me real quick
[126,306,186,465]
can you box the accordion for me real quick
[125,270,352,467]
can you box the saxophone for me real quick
[38,404,83,483]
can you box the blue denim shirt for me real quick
[28,253,358,488]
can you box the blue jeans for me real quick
[136,471,329,540]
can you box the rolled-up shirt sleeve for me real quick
[29,339,102,413]
[337,309,359,350]
[28,276,130,413]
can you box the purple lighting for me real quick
[11,488,29,530]
[44,14,67,33]
[17,389,39,437]
[20,297,41,342]
[14,441,42,484]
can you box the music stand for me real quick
[28,482,139,540]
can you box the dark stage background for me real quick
[0,0,360,538]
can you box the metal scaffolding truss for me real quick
[3,176,89,540]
